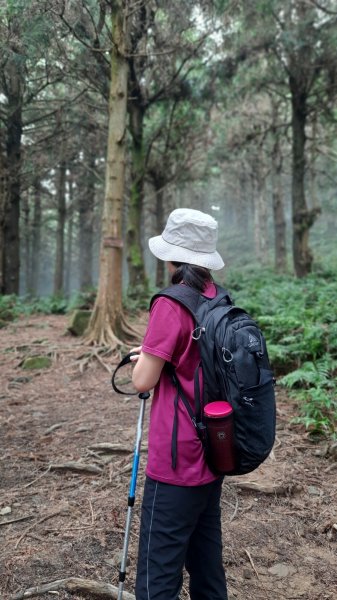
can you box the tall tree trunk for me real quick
[0,133,8,293]
[126,2,148,296]
[127,101,148,296]
[65,173,74,297]
[4,56,23,294]
[153,176,165,289]
[86,1,139,347]
[31,178,42,296]
[53,160,67,295]
[22,191,31,294]
[271,137,287,273]
[289,76,319,278]
[252,163,268,265]
[78,146,95,290]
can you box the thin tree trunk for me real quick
[78,147,95,290]
[271,138,287,273]
[4,55,23,294]
[252,165,268,265]
[22,191,31,294]
[153,178,165,289]
[31,179,42,296]
[53,160,67,295]
[86,1,139,347]
[65,173,74,297]
[257,178,268,266]
[289,76,319,278]
[0,133,8,293]
[127,102,148,295]
[126,2,148,296]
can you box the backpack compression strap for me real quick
[167,363,206,469]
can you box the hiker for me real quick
[131,208,228,600]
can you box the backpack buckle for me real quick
[192,326,205,340]
[222,347,233,363]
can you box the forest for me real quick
[1,1,337,600]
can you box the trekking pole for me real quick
[117,390,150,600]
[111,352,149,600]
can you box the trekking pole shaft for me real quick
[117,392,148,600]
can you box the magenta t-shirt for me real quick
[141,281,219,486]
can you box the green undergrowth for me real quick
[224,268,337,438]
[0,289,97,318]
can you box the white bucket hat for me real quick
[148,208,224,270]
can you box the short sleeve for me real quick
[141,298,184,362]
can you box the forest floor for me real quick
[0,314,336,600]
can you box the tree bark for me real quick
[31,179,42,296]
[153,177,166,289]
[271,136,287,273]
[65,173,74,297]
[78,145,95,291]
[86,1,139,346]
[127,102,148,295]
[252,162,268,266]
[289,77,319,278]
[4,49,23,294]
[0,132,8,293]
[22,190,31,294]
[125,2,148,296]
[53,160,67,295]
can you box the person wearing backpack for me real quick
[131,208,229,600]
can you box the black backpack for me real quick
[151,284,276,476]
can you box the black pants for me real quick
[135,476,228,600]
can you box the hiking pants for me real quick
[135,476,228,600]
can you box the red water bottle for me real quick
[204,401,236,474]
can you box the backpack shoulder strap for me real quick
[150,283,233,320]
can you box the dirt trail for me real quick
[0,315,336,600]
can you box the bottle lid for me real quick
[204,401,233,418]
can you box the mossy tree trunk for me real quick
[127,101,148,296]
[126,3,149,298]
[86,1,139,347]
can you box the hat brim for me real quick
[148,235,225,271]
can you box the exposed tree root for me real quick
[231,481,302,495]
[120,312,143,340]
[49,461,103,475]
[11,577,135,600]
[84,305,143,349]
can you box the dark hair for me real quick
[171,262,213,292]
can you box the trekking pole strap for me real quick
[111,351,139,395]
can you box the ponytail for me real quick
[171,262,212,292]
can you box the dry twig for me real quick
[0,515,34,527]
[244,548,259,579]
[15,511,64,549]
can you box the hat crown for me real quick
[162,208,218,253]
